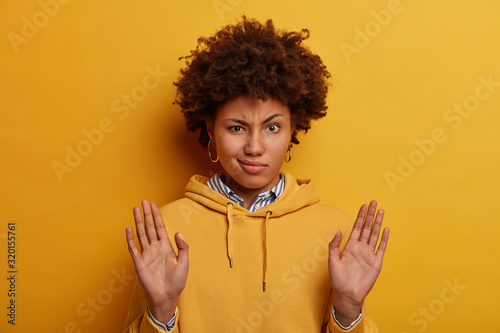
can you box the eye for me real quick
[229,125,243,132]
[267,123,280,133]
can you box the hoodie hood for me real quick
[184,171,321,291]
[184,171,320,217]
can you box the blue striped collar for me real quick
[207,172,285,212]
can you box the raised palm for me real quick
[126,200,189,322]
[329,200,390,323]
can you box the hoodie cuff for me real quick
[332,306,363,330]
[147,306,177,331]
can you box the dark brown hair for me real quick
[174,16,331,147]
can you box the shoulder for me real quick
[311,201,354,223]
[158,174,212,215]
[315,201,352,217]
[157,197,208,227]
[159,197,204,215]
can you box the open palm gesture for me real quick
[328,200,390,325]
[126,200,189,323]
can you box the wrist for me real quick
[149,298,179,324]
[332,298,363,327]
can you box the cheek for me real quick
[215,135,240,159]
[267,138,290,163]
[274,134,291,151]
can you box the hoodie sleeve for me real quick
[327,311,379,333]
[122,279,180,333]
[322,291,378,333]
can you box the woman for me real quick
[123,16,390,333]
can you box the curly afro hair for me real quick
[173,16,331,147]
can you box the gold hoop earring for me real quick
[285,144,292,163]
[208,140,219,162]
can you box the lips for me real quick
[238,159,267,174]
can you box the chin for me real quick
[243,174,277,189]
[228,172,267,188]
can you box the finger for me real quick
[348,204,367,241]
[133,205,149,251]
[328,230,342,263]
[126,226,140,259]
[376,228,390,257]
[368,209,384,250]
[175,232,189,267]
[359,200,377,242]
[151,202,169,241]
[142,199,159,243]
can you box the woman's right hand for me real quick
[126,199,189,324]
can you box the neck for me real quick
[224,173,281,209]
[226,182,263,209]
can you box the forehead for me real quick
[215,94,290,121]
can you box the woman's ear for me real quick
[206,120,215,142]
[289,117,295,141]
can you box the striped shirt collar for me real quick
[207,172,285,212]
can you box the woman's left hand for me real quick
[328,200,390,326]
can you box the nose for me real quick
[244,132,264,156]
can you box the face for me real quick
[208,94,292,200]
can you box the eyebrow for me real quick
[225,114,285,126]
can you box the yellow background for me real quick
[1,0,499,332]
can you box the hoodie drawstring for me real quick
[263,210,272,292]
[226,202,234,268]
[225,202,272,292]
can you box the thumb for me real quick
[329,230,342,262]
[175,232,189,266]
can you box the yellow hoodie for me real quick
[123,172,379,333]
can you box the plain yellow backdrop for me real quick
[1,0,499,332]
